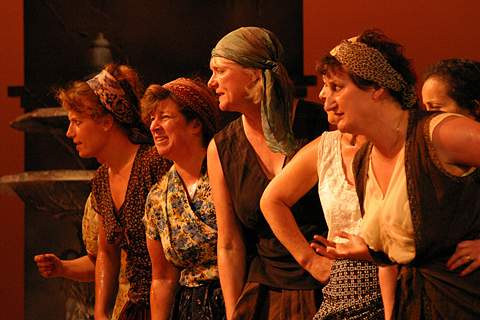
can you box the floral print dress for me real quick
[145,164,225,319]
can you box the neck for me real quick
[342,132,367,148]
[173,145,206,186]
[242,103,263,133]
[97,130,139,172]
[370,109,408,157]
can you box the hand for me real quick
[33,253,64,278]
[324,231,372,261]
[310,234,336,259]
[447,239,480,276]
[304,254,333,284]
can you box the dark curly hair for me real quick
[423,58,480,120]
[317,29,418,109]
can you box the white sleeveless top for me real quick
[317,130,362,243]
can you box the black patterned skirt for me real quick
[171,280,226,320]
[314,259,384,320]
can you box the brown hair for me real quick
[57,64,143,119]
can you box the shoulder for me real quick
[138,145,172,175]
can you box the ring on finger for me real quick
[465,255,473,262]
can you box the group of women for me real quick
[33,26,480,320]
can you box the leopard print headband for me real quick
[330,37,417,107]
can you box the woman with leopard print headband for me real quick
[316,30,480,319]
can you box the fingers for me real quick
[459,257,479,277]
[312,235,336,248]
[33,254,59,278]
[310,243,336,259]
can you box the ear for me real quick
[248,68,262,84]
[189,118,202,134]
[99,114,114,131]
[371,87,387,101]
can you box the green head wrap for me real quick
[211,26,298,155]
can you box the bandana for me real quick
[86,69,138,125]
[330,36,417,108]
[163,78,220,136]
[87,69,151,144]
[211,26,297,155]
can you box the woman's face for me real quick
[149,98,199,161]
[208,57,257,112]
[421,77,471,117]
[319,69,374,134]
[66,110,110,159]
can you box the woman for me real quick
[34,194,130,320]
[260,107,384,319]
[422,58,480,121]
[58,64,171,320]
[141,78,225,320]
[421,58,480,277]
[318,30,480,319]
[207,26,330,320]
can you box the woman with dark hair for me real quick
[58,64,171,320]
[142,78,226,320]
[421,58,480,278]
[422,58,480,120]
[316,30,480,319]
[207,26,329,320]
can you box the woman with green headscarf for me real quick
[206,26,330,319]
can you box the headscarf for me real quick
[163,77,221,136]
[211,26,297,155]
[330,36,417,108]
[87,69,151,144]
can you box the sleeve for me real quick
[144,184,162,241]
[82,193,99,256]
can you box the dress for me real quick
[214,100,329,319]
[353,110,480,319]
[313,131,383,320]
[82,194,130,320]
[91,145,171,319]
[144,162,225,320]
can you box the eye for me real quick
[332,83,342,92]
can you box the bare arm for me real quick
[260,137,332,283]
[207,140,246,320]
[34,253,95,282]
[433,116,480,167]
[147,238,179,320]
[94,215,120,320]
[379,265,398,320]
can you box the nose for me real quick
[66,122,74,138]
[318,85,327,103]
[150,117,160,133]
[207,74,217,89]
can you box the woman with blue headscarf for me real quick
[206,26,330,319]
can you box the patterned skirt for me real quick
[171,280,226,320]
[314,259,384,320]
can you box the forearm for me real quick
[94,248,120,318]
[379,265,398,320]
[218,246,246,320]
[150,279,178,320]
[61,255,96,282]
[260,199,315,269]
